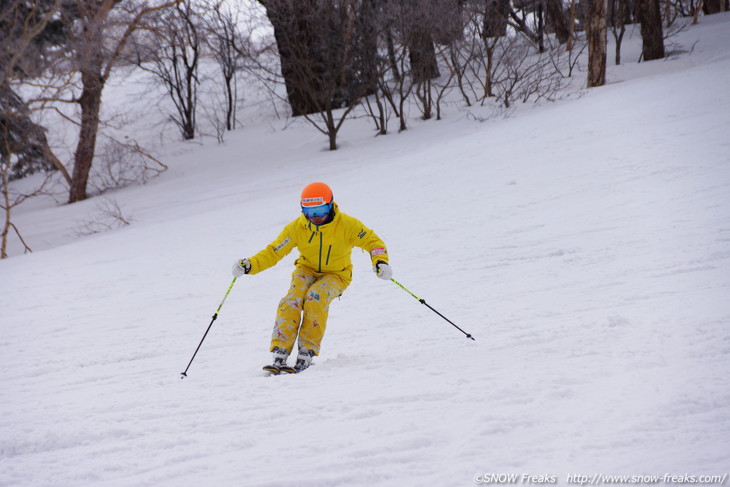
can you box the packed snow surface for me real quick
[2,14,729,487]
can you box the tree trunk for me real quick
[261,0,326,116]
[703,0,728,13]
[546,0,571,44]
[636,0,665,61]
[1,169,10,258]
[225,75,234,130]
[326,110,337,150]
[485,43,495,98]
[408,28,440,83]
[385,27,401,82]
[614,25,626,64]
[350,0,379,99]
[484,0,510,37]
[610,0,628,64]
[261,0,368,117]
[69,70,103,203]
[182,56,197,140]
[566,0,578,51]
[587,0,607,87]
[693,0,704,22]
[537,1,545,53]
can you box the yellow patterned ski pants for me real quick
[270,267,349,356]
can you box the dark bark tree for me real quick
[0,0,70,181]
[545,0,572,44]
[635,0,665,61]
[384,25,402,82]
[1,0,65,257]
[0,83,68,181]
[407,27,441,83]
[587,0,607,87]
[347,0,380,101]
[703,0,728,14]
[537,0,545,52]
[400,0,445,83]
[258,0,380,147]
[258,0,335,117]
[482,0,511,37]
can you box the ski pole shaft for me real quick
[390,278,475,341]
[181,277,237,378]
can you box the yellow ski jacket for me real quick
[248,203,388,284]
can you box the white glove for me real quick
[232,258,251,277]
[373,261,392,280]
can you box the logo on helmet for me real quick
[301,197,326,206]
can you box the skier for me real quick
[232,182,392,374]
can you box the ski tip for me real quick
[262,365,281,375]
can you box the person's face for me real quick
[302,203,332,225]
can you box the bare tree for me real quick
[202,0,243,132]
[471,0,509,99]
[406,0,462,120]
[1,114,54,258]
[636,0,665,61]
[73,195,133,237]
[491,36,564,108]
[609,0,629,64]
[61,0,180,203]
[90,138,168,193]
[587,0,607,87]
[134,0,201,140]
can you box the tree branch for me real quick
[102,0,182,83]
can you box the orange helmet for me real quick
[300,182,333,208]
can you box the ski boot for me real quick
[263,347,289,375]
[278,349,314,374]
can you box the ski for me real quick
[262,365,281,375]
[262,365,300,375]
[262,364,306,375]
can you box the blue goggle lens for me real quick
[302,203,331,219]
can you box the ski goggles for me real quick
[301,203,332,219]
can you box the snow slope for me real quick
[2,14,730,487]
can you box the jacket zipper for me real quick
[318,232,323,272]
[325,245,332,265]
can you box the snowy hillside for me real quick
[2,14,730,487]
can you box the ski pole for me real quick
[390,278,475,341]
[181,277,237,378]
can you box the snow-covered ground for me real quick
[2,14,730,487]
